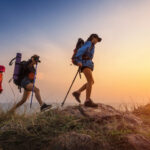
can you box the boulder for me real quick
[62,103,143,126]
[49,132,107,150]
[126,134,150,150]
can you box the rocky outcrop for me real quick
[63,103,143,127]
[126,134,150,150]
[49,132,103,150]
[59,103,150,150]
[1,103,150,150]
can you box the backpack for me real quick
[72,38,85,65]
[9,53,27,91]
[0,65,5,73]
[71,38,94,65]
[0,66,5,93]
[13,61,27,86]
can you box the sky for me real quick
[0,0,150,106]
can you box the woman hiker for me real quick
[9,55,51,112]
[72,34,102,108]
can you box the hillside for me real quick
[0,103,150,150]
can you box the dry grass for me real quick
[133,104,150,125]
[0,104,149,150]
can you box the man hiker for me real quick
[9,55,51,112]
[72,34,102,108]
[0,65,5,94]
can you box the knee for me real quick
[34,87,40,93]
[88,80,94,85]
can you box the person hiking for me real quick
[9,55,51,112]
[0,65,5,94]
[72,34,102,108]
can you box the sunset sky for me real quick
[0,0,150,106]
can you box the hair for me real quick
[86,34,94,42]
[31,54,38,59]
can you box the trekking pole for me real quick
[30,63,38,108]
[61,67,80,107]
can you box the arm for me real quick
[75,41,91,64]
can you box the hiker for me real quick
[0,65,5,94]
[72,34,102,107]
[9,55,51,112]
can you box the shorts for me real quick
[81,66,93,72]
[21,77,32,89]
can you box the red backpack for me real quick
[0,65,5,93]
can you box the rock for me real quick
[62,103,143,126]
[126,134,150,150]
[1,103,149,150]
[49,132,107,150]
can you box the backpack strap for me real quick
[9,57,16,66]
[88,43,94,52]
[8,77,13,83]
[18,86,22,93]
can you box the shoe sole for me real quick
[41,105,52,112]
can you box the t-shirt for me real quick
[23,61,36,81]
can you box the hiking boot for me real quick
[84,99,98,108]
[41,103,52,112]
[72,92,81,103]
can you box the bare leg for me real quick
[26,83,43,106]
[82,68,94,101]
[9,90,31,112]
[76,83,87,93]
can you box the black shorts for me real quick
[21,77,33,89]
[81,66,93,72]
